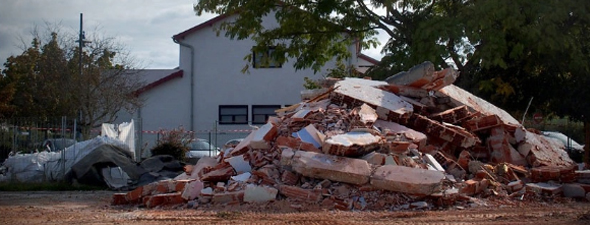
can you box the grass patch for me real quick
[0,181,106,191]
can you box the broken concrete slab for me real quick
[562,183,587,198]
[322,131,381,157]
[331,78,413,120]
[243,184,278,203]
[285,150,372,185]
[526,183,563,196]
[516,129,575,167]
[374,120,427,149]
[439,84,520,126]
[181,180,203,200]
[385,61,435,87]
[250,122,278,150]
[292,124,325,148]
[225,154,252,174]
[357,103,378,124]
[370,165,445,195]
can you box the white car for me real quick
[542,131,584,162]
[184,139,219,164]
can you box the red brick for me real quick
[212,191,245,205]
[145,192,185,208]
[280,170,300,186]
[464,115,502,132]
[279,185,323,203]
[200,164,236,182]
[531,165,576,182]
[111,193,128,205]
[430,105,472,124]
[125,186,144,203]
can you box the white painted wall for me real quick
[177,12,356,144]
[119,11,364,153]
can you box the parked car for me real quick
[542,131,585,162]
[184,138,219,164]
[223,138,244,150]
[41,138,76,152]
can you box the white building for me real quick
[118,12,378,155]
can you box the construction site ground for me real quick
[1,191,589,225]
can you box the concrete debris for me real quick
[113,61,586,211]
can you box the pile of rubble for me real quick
[112,61,590,210]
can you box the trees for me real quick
[0,26,144,138]
[195,0,590,164]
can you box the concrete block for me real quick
[370,165,445,195]
[291,150,372,185]
[322,132,381,157]
[181,180,203,200]
[507,180,524,193]
[563,183,587,198]
[225,154,252,173]
[200,187,213,196]
[243,184,278,203]
[526,183,563,196]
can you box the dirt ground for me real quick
[1,191,589,225]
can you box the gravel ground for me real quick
[1,191,589,225]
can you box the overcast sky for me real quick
[1,0,385,70]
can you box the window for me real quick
[253,46,282,68]
[252,105,281,124]
[219,105,248,124]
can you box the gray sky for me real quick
[1,0,385,70]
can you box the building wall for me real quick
[177,12,355,145]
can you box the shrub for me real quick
[150,127,193,162]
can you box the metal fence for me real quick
[0,117,85,162]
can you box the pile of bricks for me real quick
[113,61,589,209]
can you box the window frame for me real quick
[251,105,281,125]
[252,46,282,69]
[218,105,249,125]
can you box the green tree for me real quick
[195,0,590,165]
[1,26,144,138]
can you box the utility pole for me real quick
[76,13,90,139]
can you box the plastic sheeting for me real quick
[101,119,136,161]
[0,136,136,183]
